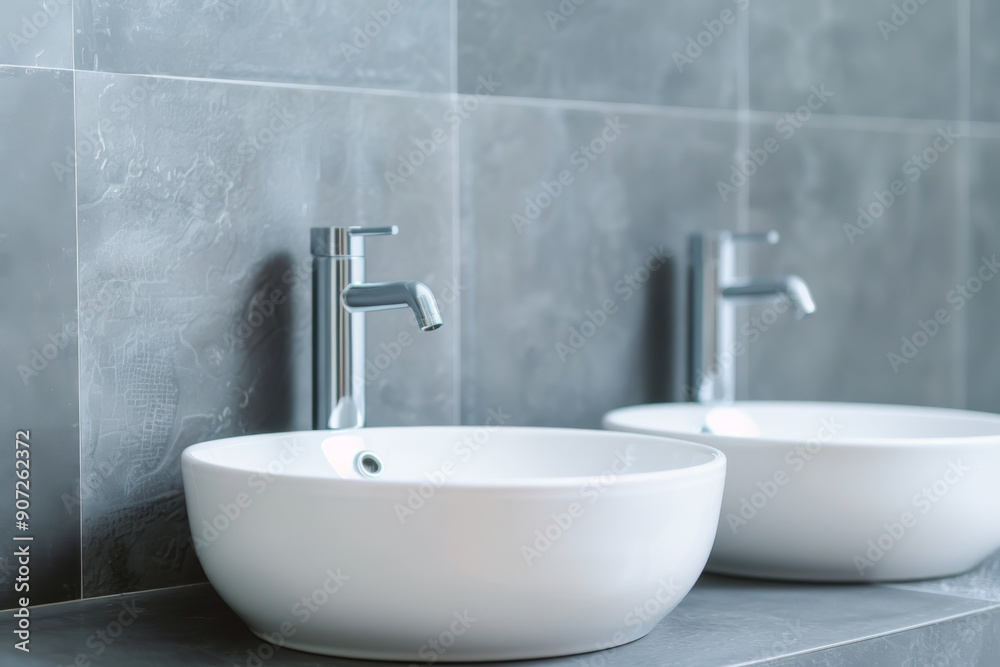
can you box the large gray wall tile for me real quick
[750,0,959,120]
[0,1,73,68]
[0,66,80,608]
[965,138,1000,413]
[745,124,963,405]
[460,102,738,427]
[74,0,450,92]
[75,71,455,597]
[457,0,740,109]
[972,1,1000,122]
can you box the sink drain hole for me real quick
[356,451,384,478]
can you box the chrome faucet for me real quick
[311,226,443,430]
[688,231,816,404]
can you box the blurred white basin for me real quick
[182,426,726,661]
[604,402,1000,582]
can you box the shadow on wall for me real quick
[644,253,675,404]
[84,252,300,596]
[236,252,297,435]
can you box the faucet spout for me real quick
[721,275,816,318]
[343,280,443,331]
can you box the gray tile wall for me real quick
[749,0,960,120]
[457,0,740,109]
[744,123,964,406]
[0,1,73,68]
[0,0,997,617]
[74,71,456,597]
[0,66,80,609]
[460,103,737,425]
[74,0,451,91]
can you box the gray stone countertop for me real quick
[3,552,1000,666]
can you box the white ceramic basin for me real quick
[182,426,726,661]
[603,402,1000,583]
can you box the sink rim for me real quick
[183,425,727,491]
[604,401,1000,448]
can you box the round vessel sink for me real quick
[182,426,726,661]
[604,401,1000,583]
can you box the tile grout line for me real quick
[450,0,457,95]
[71,65,84,604]
[71,0,84,605]
[8,64,1000,139]
[0,63,73,73]
[1,582,215,614]
[450,0,462,426]
[68,67,451,100]
[954,0,972,409]
[736,6,751,401]
[737,5,750,234]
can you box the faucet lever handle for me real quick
[731,230,779,245]
[348,226,399,237]
[311,226,399,257]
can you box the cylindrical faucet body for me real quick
[312,229,369,430]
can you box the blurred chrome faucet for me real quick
[688,231,815,404]
[311,226,442,430]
